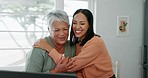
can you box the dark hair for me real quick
[70,9,95,46]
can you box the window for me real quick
[64,0,89,24]
[0,0,54,70]
[0,0,91,71]
[64,0,96,32]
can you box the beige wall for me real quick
[95,0,145,78]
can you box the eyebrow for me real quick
[73,20,85,22]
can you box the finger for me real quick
[68,58,76,65]
[57,58,64,64]
[37,38,44,43]
[67,68,75,72]
[67,63,77,72]
[67,58,75,67]
[33,42,38,47]
[33,45,37,47]
[41,38,47,43]
[66,57,70,63]
[36,39,41,43]
[62,57,69,64]
[68,63,77,69]
[33,39,40,45]
[70,58,76,62]
[67,59,77,69]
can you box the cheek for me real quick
[52,32,58,38]
[64,31,69,37]
[73,25,76,28]
[65,30,69,34]
[84,25,89,31]
[72,26,75,32]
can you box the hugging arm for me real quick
[33,38,76,72]
[33,38,102,72]
[33,38,64,63]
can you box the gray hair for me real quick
[47,10,69,30]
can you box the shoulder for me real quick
[83,35,105,47]
[65,40,76,48]
[89,35,103,43]
[64,40,76,57]
[26,48,47,59]
[32,48,46,54]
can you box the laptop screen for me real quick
[0,70,77,78]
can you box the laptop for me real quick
[0,70,77,78]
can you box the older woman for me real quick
[25,10,76,73]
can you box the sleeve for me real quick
[48,49,63,64]
[48,41,76,64]
[25,48,48,72]
[69,38,104,71]
[48,37,104,72]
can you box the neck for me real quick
[52,40,64,54]
[79,36,85,43]
[53,41,64,49]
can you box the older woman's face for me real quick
[50,20,69,45]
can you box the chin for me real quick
[75,35,81,38]
[58,41,67,45]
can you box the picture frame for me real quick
[117,16,129,37]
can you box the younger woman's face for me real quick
[72,13,89,40]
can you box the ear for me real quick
[48,27,50,31]
[48,27,51,34]
[48,27,51,32]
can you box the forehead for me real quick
[73,13,87,21]
[52,20,69,28]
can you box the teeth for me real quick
[59,37,65,39]
[59,38,65,41]
[76,30,81,33]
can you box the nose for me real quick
[75,24,81,28]
[59,30,65,36]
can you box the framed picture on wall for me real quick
[117,16,129,37]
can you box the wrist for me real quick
[50,69,56,73]
[52,68,60,73]
[46,47,53,53]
